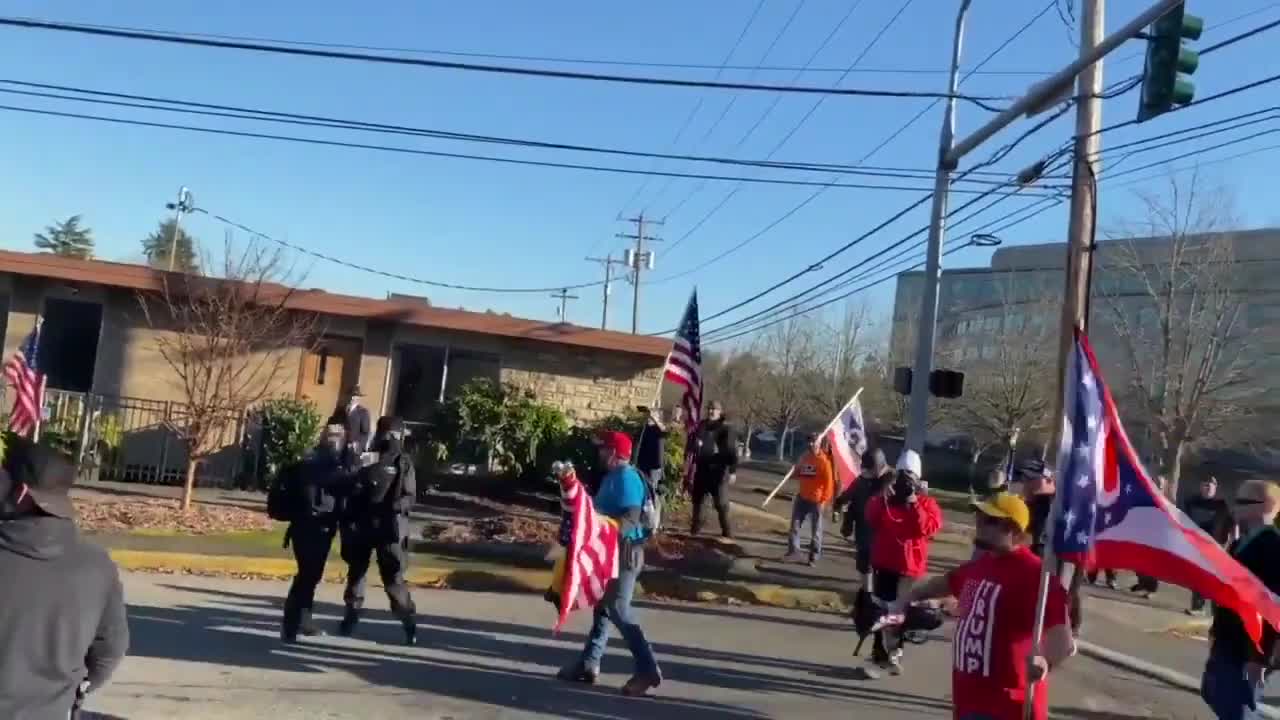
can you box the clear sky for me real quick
[1,0,1277,345]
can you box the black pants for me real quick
[1134,575,1160,593]
[871,569,904,663]
[341,525,416,621]
[691,471,732,537]
[283,520,336,635]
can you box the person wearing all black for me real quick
[0,437,129,720]
[1201,479,1280,720]
[281,418,357,643]
[1181,476,1234,615]
[634,407,667,495]
[835,448,893,575]
[690,400,738,538]
[338,416,419,645]
[1019,459,1055,559]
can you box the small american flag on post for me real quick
[663,291,703,491]
[4,322,46,438]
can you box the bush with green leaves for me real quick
[258,397,324,484]
[436,379,570,481]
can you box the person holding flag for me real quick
[887,491,1075,720]
[1201,478,1280,720]
[783,433,834,566]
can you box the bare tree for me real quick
[707,351,772,458]
[138,238,321,510]
[812,300,876,419]
[754,313,820,460]
[1100,171,1255,499]
[943,278,1057,467]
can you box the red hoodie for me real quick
[865,494,943,578]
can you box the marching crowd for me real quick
[0,388,1276,719]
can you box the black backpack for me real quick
[267,463,303,522]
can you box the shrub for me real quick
[436,379,570,482]
[259,397,324,484]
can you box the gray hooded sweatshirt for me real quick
[0,515,129,719]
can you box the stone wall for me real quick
[499,341,664,424]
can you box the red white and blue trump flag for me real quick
[825,393,867,495]
[1053,329,1280,646]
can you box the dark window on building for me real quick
[392,345,447,423]
[39,297,102,393]
[443,350,501,400]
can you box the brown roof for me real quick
[0,250,670,358]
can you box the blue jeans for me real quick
[788,498,823,560]
[1202,649,1269,720]
[581,545,660,677]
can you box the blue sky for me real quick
[1,0,1277,344]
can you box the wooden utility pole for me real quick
[1052,0,1105,453]
[617,213,663,334]
[551,288,578,323]
[585,253,628,330]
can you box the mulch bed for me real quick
[74,497,275,535]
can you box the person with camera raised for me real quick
[862,449,943,678]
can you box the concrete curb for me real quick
[107,549,851,612]
[1076,639,1280,720]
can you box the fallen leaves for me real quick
[74,497,275,535]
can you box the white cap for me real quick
[897,449,923,478]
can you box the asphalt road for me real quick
[88,573,1223,719]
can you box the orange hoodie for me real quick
[795,450,835,505]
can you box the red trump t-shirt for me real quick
[947,546,1069,720]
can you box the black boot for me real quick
[300,609,325,637]
[281,606,301,645]
[338,608,360,637]
[402,618,418,646]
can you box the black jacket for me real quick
[292,453,356,525]
[1180,495,1232,544]
[0,515,129,719]
[344,452,416,545]
[635,424,667,473]
[692,418,737,480]
[1212,527,1280,666]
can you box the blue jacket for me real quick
[594,463,647,543]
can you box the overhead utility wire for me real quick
[0,78,1023,182]
[648,0,1059,282]
[655,0,892,221]
[29,17,1063,76]
[0,17,1012,109]
[613,0,768,219]
[0,101,1063,195]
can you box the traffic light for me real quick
[929,369,965,400]
[1137,4,1203,122]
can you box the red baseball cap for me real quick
[597,430,633,459]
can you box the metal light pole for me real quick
[165,186,193,272]
[904,0,973,453]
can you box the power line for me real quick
[25,16,1063,77]
[1199,15,1280,55]
[658,0,918,242]
[187,207,604,294]
[611,0,768,221]
[0,101,1066,195]
[654,0,884,221]
[0,78,1030,183]
[0,17,1012,108]
[649,0,1058,283]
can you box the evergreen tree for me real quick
[33,215,94,259]
[142,219,200,273]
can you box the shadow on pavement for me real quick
[139,583,954,717]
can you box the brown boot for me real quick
[621,671,662,697]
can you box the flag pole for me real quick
[1024,345,1079,719]
[762,387,862,508]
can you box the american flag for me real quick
[663,291,703,490]
[553,466,620,631]
[1053,328,1280,647]
[825,394,867,495]
[4,323,46,438]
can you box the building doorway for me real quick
[297,336,362,419]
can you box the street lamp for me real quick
[970,233,1002,248]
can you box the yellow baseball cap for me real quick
[971,492,1031,532]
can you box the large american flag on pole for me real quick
[1053,328,1280,647]
[825,393,867,495]
[4,322,45,438]
[663,291,703,491]
[552,465,620,632]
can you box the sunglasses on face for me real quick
[1235,497,1266,506]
